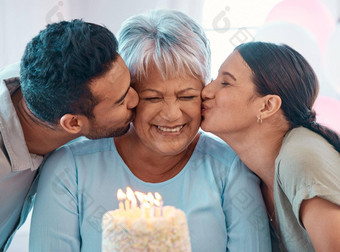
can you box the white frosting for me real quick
[102,206,191,252]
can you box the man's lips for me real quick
[126,111,135,124]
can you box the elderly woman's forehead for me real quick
[133,64,202,84]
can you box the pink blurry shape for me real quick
[265,0,336,53]
[313,96,340,134]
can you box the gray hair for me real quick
[118,9,211,84]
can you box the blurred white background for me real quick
[2,0,340,251]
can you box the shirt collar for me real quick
[0,78,43,171]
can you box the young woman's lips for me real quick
[201,103,209,113]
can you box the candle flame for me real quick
[117,189,126,201]
[116,188,164,215]
[135,191,146,203]
[143,201,151,208]
[126,187,134,199]
[154,192,162,207]
[154,192,162,201]
[126,187,137,208]
[145,192,155,204]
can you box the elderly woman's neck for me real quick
[114,130,200,183]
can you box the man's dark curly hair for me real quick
[20,19,119,125]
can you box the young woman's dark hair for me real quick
[236,42,340,152]
[20,19,119,125]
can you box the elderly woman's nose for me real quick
[160,101,182,121]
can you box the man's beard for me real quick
[85,112,134,139]
[86,122,131,139]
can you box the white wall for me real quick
[1,0,340,69]
[0,0,205,69]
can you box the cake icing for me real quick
[102,205,191,252]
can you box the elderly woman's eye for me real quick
[144,97,162,102]
[179,96,197,101]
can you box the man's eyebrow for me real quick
[221,71,237,81]
[115,86,130,104]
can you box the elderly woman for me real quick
[29,11,270,252]
[201,41,340,251]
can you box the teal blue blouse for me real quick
[29,132,271,252]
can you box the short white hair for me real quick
[118,9,211,84]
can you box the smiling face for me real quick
[132,68,203,155]
[86,56,139,139]
[201,50,263,137]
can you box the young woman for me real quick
[201,41,340,251]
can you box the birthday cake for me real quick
[102,188,191,252]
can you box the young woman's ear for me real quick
[59,114,87,134]
[258,95,282,120]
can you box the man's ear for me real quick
[258,95,282,120]
[59,114,87,134]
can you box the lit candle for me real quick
[142,201,151,218]
[126,187,137,209]
[135,191,146,217]
[124,187,132,211]
[145,192,155,217]
[117,189,126,211]
[154,192,163,217]
[115,188,164,218]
